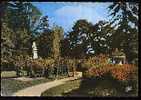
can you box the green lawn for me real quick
[41,79,81,96]
[41,77,138,97]
[1,71,71,96]
[1,78,54,96]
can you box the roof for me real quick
[111,48,126,57]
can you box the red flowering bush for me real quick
[111,64,137,81]
[85,64,113,78]
[98,54,109,66]
[85,64,137,81]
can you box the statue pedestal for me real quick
[33,50,38,59]
[32,41,38,59]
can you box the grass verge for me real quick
[41,79,81,96]
[1,78,54,96]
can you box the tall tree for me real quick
[1,2,17,62]
[34,16,49,36]
[66,19,115,58]
[36,16,51,58]
[89,21,115,55]
[1,22,15,62]
[1,1,42,60]
[60,37,71,57]
[67,19,93,58]
[52,24,64,59]
[108,2,138,63]
[37,30,53,58]
[36,21,64,59]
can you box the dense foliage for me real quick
[10,55,77,78]
[1,2,138,97]
[1,1,41,63]
[1,2,138,80]
[108,2,138,63]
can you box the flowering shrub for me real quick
[26,58,55,69]
[26,58,55,77]
[111,64,137,81]
[64,58,76,73]
[97,54,109,66]
[22,58,76,77]
[13,55,31,76]
[85,64,113,78]
[65,54,110,76]
[11,53,137,80]
[85,64,137,81]
[82,57,98,69]
[81,54,109,71]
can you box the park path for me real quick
[12,72,82,96]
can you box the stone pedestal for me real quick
[32,41,38,59]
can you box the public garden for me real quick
[1,2,138,97]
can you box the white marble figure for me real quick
[32,41,38,59]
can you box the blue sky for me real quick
[32,2,112,33]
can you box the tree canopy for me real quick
[1,1,42,62]
[108,2,138,63]
[1,2,138,64]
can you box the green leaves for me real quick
[52,25,64,59]
[63,19,115,58]
[107,2,138,63]
[1,2,42,62]
[36,22,63,59]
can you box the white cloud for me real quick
[52,3,109,32]
[32,2,112,32]
[50,2,111,8]
[55,4,105,23]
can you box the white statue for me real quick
[32,41,38,59]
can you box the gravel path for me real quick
[12,72,82,96]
